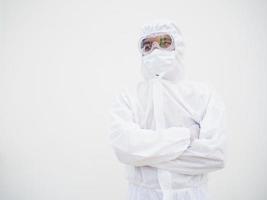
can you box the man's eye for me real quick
[141,39,151,47]
[163,38,171,42]
[143,44,151,51]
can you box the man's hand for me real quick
[188,123,200,145]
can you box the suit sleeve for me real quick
[149,89,227,175]
[108,89,191,167]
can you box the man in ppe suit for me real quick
[108,20,227,200]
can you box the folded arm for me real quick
[108,89,191,166]
[149,89,227,175]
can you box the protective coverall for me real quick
[108,20,227,200]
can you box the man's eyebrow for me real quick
[142,40,152,45]
[143,40,151,44]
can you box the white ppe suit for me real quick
[108,20,226,200]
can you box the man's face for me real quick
[139,33,175,56]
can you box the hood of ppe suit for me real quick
[139,20,185,83]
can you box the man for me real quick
[108,20,226,200]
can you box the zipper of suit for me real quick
[153,76,175,200]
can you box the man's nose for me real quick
[150,42,159,52]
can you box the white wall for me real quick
[1,0,267,199]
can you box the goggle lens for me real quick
[140,34,174,54]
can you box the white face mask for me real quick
[141,49,184,82]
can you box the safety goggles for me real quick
[139,32,175,55]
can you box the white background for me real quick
[1,0,267,199]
